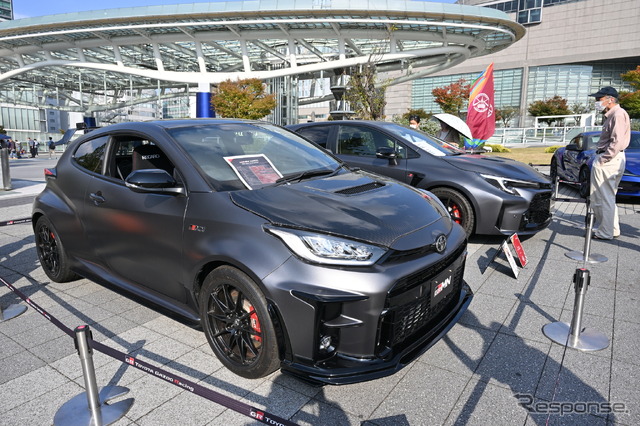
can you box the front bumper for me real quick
[496,190,553,235]
[281,281,473,385]
[264,239,472,385]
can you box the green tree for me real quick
[494,106,519,127]
[620,91,640,119]
[344,64,388,120]
[620,65,640,119]
[621,65,640,90]
[431,79,470,116]
[211,78,276,119]
[527,96,571,125]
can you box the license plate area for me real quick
[431,268,454,308]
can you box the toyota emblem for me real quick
[435,234,447,253]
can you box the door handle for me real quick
[89,192,105,205]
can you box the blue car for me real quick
[551,130,640,198]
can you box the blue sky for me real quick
[14,0,457,19]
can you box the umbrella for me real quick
[0,134,11,140]
[433,113,473,141]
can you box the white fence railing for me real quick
[488,126,602,146]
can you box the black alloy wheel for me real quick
[430,187,475,236]
[579,166,591,199]
[34,216,78,282]
[199,266,280,379]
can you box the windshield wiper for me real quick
[273,166,342,186]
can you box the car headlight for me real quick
[481,174,539,196]
[266,227,387,266]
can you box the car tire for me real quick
[34,216,79,283]
[430,187,475,236]
[579,166,590,199]
[199,266,280,379]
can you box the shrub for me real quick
[545,146,562,153]
[484,144,511,153]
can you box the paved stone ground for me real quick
[1,161,639,425]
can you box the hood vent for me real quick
[334,181,385,195]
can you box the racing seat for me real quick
[131,144,174,176]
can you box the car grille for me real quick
[378,243,466,350]
[521,191,552,229]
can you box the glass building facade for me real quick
[412,61,636,122]
[412,68,523,113]
[0,0,12,21]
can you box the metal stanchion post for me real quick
[54,325,133,426]
[1,147,11,190]
[543,268,609,351]
[566,210,607,264]
[0,303,27,322]
[553,175,560,200]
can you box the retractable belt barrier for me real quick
[552,175,587,203]
[1,276,298,426]
[0,217,31,227]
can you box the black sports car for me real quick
[288,120,553,236]
[32,119,472,385]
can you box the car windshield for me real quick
[375,122,461,156]
[168,123,342,191]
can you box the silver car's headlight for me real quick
[266,227,387,266]
[481,174,539,196]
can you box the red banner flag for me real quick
[465,63,495,149]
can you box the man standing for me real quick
[28,137,35,158]
[589,86,630,240]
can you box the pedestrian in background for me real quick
[28,137,35,157]
[409,115,420,129]
[8,139,16,159]
[48,137,56,159]
[588,86,630,240]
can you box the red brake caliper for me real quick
[249,306,262,342]
[450,205,462,224]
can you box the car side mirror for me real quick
[376,146,398,165]
[125,169,185,195]
[565,143,579,151]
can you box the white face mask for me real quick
[410,123,418,129]
[595,101,605,112]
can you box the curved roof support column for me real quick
[288,39,297,69]
[195,41,207,73]
[113,45,124,67]
[240,40,251,73]
[152,43,165,72]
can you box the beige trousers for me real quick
[590,152,625,239]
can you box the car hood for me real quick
[443,154,549,183]
[230,172,452,249]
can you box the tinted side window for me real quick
[297,126,331,148]
[337,125,409,159]
[73,136,109,173]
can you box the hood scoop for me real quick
[334,181,385,195]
